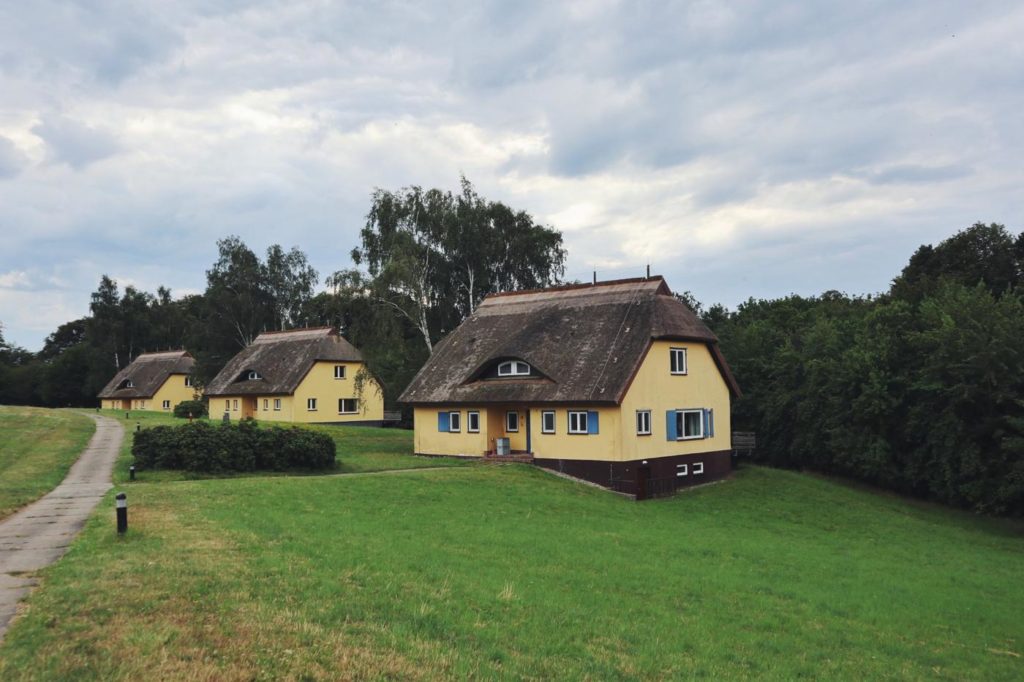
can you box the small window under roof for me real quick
[238,370,263,381]
[497,360,531,377]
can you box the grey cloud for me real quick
[32,115,119,170]
[863,164,972,185]
[0,136,28,178]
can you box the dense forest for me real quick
[0,197,1021,513]
[706,223,1024,515]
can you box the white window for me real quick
[693,462,705,475]
[670,347,687,375]
[334,365,346,379]
[120,379,134,389]
[339,398,358,414]
[185,376,193,387]
[263,399,269,410]
[162,400,170,410]
[248,370,263,380]
[225,400,230,411]
[232,399,238,411]
[449,411,461,432]
[541,410,555,434]
[636,410,651,435]
[273,398,281,411]
[676,463,688,477]
[467,411,480,433]
[568,411,588,434]
[139,401,145,409]
[497,360,531,377]
[506,411,519,432]
[677,409,703,439]
[307,398,317,411]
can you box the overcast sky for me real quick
[1,1,1022,350]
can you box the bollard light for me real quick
[136,422,141,432]
[129,465,136,482]
[115,492,128,534]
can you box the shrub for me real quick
[173,400,208,419]
[132,420,336,473]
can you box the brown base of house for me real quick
[533,450,732,500]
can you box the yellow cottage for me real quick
[399,277,741,498]
[204,327,384,425]
[98,350,197,411]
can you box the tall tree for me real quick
[351,177,566,352]
[204,236,274,349]
[265,244,319,331]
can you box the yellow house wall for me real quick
[528,406,622,461]
[151,375,197,412]
[220,361,383,424]
[618,341,732,460]
[413,407,491,456]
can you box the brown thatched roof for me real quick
[97,351,194,399]
[399,276,740,406]
[204,327,363,397]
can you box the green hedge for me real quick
[173,399,208,419]
[132,420,336,472]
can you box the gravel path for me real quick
[0,414,123,642]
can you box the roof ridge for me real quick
[482,276,668,301]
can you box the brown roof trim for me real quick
[482,275,670,301]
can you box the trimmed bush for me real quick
[132,421,336,473]
[173,399,208,419]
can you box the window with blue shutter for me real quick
[587,411,599,434]
[708,408,715,437]
[438,411,450,432]
[702,409,710,439]
[666,410,678,440]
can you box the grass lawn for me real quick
[100,409,469,484]
[1,461,1021,680]
[0,406,95,520]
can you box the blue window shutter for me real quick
[709,409,715,437]
[702,409,710,438]
[438,412,450,432]
[587,411,599,434]
[666,410,677,440]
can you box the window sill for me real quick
[670,371,688,376]
[677,435,703,441]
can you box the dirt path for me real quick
[0,414,123,642]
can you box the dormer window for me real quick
[119,379,134,389]
[248,371,262,380]
[497,360,531,377]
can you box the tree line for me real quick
[0,178,566,409]
[703,223,1024,515]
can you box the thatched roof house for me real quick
[98,350,194,411]
[205,327,383,425]
[400,276,739,499]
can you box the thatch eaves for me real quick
[204,327,363,397]
[399,276,740,405]
[97,351,194,399]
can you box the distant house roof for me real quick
[399,276,740,406]
[204,327,364,397]
[97,351,194,399]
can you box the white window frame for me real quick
[232,399,238,411]
[273,398,281,411]
[162,400,170,410]
[693,462,705,475]
[225,400,230,411]
[541,410,555,434]
[467,411,480,433]
[670,347,687,375]
[678,409,703,440]
[307,398,317,412]
[568,410,589,435]
[339,398,358,414]
[636,410,651,436]
[676,463,688,477]
[449,411,461,432]
[334,365,346,379]
[139,400,145,409]
[247,370,262,380]
[123,379,134,389]
[263,399,269,410]
[185,376,193,387]
[506,411,519,432]
[497,360,531,377]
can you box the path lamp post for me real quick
[115,493,128,534]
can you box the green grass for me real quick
[1,463,1021,680]
[99,409,468,484]
[0,406,95,519]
